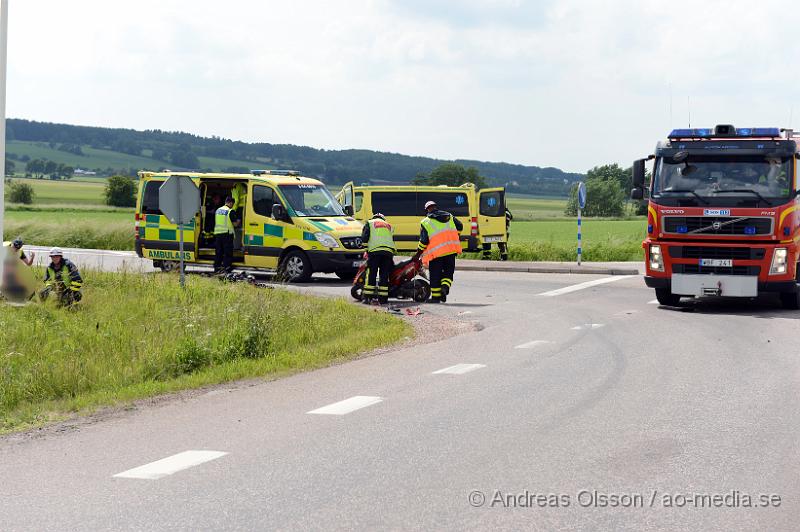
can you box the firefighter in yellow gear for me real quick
[418,201,462,303]
[360,213,395,304]
[40,247,83,307]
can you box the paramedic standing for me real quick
[418,200,462,303]
[214,196,240,273]
[360,213,395,304]
[40,247,83,306]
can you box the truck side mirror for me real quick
[344,205,354,216]
[632,158,646,188]
[630,188,643,200]
[271,203,288,221]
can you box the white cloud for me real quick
[6,0,800,172]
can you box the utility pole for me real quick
[0,0,8,243]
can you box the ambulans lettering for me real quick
[146,250,193,260]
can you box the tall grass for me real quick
[3,219,133,250]
[0,272,411,432]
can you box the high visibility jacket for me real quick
[45,259,83,292]
[367,219,395,253]
[420,217,461,265]
[214,206,234,235]
[232,183,247,210]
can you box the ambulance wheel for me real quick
[279,250,312,282]
[351,284,363,301]
[413,279,431,302]
[655,287,681,306]
[160,260,179,273]
[335,269,358,281]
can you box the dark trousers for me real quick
[214,233,234,271]
[364,251,393,302]
[482,242,509,260]
[429,253,456,301]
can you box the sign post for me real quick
[158,175,200,288]
[577,182,586,266]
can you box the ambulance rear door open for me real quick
[477,188,506,244]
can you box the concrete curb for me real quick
[455,263,641,276]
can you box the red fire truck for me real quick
[632,125,800,308]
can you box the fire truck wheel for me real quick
[779,290,800,310]
[655,287,681,306]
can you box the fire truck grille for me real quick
[663,217,773,235]
[669,247,766,260]
[673,264,761,276]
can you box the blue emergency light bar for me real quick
[668,126,781,139]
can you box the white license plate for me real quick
[483,236,503,243]
[700,259,732,267]
[353,260,365,267]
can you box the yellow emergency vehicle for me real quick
[135,171,365,281]
[335,182,507,252]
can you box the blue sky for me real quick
[6,0,800,173]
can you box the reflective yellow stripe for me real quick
[779,204,798,228]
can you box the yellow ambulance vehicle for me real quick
[335,182,507,252]
[135,171,365,281]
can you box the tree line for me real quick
[6,118,584,195]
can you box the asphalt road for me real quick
[2,248,800,531]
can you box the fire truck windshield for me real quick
[653,155,792,204]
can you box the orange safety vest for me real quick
[420,216,461,265]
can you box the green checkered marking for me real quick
[159,228,177,240]
[303,231,316,241]
[248,235,264,246]
[264,224,283,237]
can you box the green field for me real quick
[506,194,567,220]
[510,219,646,245]
[8,177,108,205]
[7,140,266,174]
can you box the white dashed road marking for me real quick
[307,396,383,415]
[432,364,486,375]
[113,450,228,480]
[571,323,605,330]
[537,276,633,297]
[514,340,553,349]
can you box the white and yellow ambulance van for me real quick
[335,182,507,252]
[135,171,365,281]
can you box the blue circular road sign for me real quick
[577,182,587,209]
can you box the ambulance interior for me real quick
[198,180,248,260]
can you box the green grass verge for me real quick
[0,272,411,433]
[469,219,646,261]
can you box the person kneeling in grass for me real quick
[40,247,83,307]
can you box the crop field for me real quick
[9,177,108,205]
[505,194,567,220]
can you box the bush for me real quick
[104,175,137,207]
[8,180,34,204]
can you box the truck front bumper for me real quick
[645,275,797,294]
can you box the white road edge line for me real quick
[572,323,605,330]
[432,363,486,375]
[514,340,553,349]
[647,299,659,305]
[307,396,383,415]
[113,450,227,480]
[537,275,633,297]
